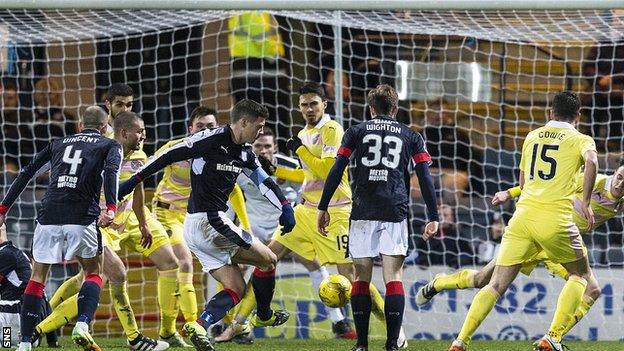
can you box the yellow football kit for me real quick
[273,114,353,265]
[510,172,623,277]
[497,120,596,267]
[101,149,170,257]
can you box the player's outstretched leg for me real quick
[214,281,255,344]
[560,268,601,336]
[416,267,483,305]
[104,247,170,351]
[185,265,247,351]
[449,264,520,351]
[249,267,290,326]
[49,271,84,309]
[240,241,289,328]
[535,275,588,350]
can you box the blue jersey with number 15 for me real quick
[336,116,431,222]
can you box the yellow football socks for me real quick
[561,294,594,336]
[109,282,141,341]
[157,269,180,337]
[433,269,478,291]
[234,281,256,323]
[457,285,499,344]
[49,272,83,309]
[548,276,587,342]
[370,283,386,322]
[178,271,198,322]
[37,294,78,334]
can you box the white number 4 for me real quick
[63,145,83,175]
[361,134,403,169]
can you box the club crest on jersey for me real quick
[184,138,193,148]
[322,145,336,154]
[130,160,142,171]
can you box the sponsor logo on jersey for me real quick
[368,169,388,182]
[57,175,78,188]
[216,163,242,173]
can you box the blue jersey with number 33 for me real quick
[336,116,431,222]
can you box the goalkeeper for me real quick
[419,166,624,339]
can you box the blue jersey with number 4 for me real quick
[2,129,122,225]
[337,116,431,222]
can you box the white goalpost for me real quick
[1,1,623,341]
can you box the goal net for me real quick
[1,7,623,341]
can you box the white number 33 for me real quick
[361,134,403,169]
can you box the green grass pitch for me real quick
[35,337,623,351]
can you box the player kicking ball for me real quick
[118,99,295,351]
[317,85,439,351]
[0,106,121,351]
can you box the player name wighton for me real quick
[366,123,401,133]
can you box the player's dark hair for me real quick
[113,111,142,134]
[367,84,399,116]
[81,106,109,129]
[106,83,134,102]
[552,91,580,122]
[299,82,326,101]
[231,99,269,123]
[188,106,217,128]
[260,126,275,138]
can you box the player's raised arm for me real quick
[316,129,354,236]
[241,151,295,234]
[581,148,598,231]
[118,128,219,200]
[287,123,341,179]
[0,143,53,225]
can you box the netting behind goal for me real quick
[1,8,623,340]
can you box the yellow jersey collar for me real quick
[311,114,331,130]
[546,120,575,129]
[605,175,621,202]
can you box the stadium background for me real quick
[1,7,624,341]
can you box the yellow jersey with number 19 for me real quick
[517,120,596,215]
